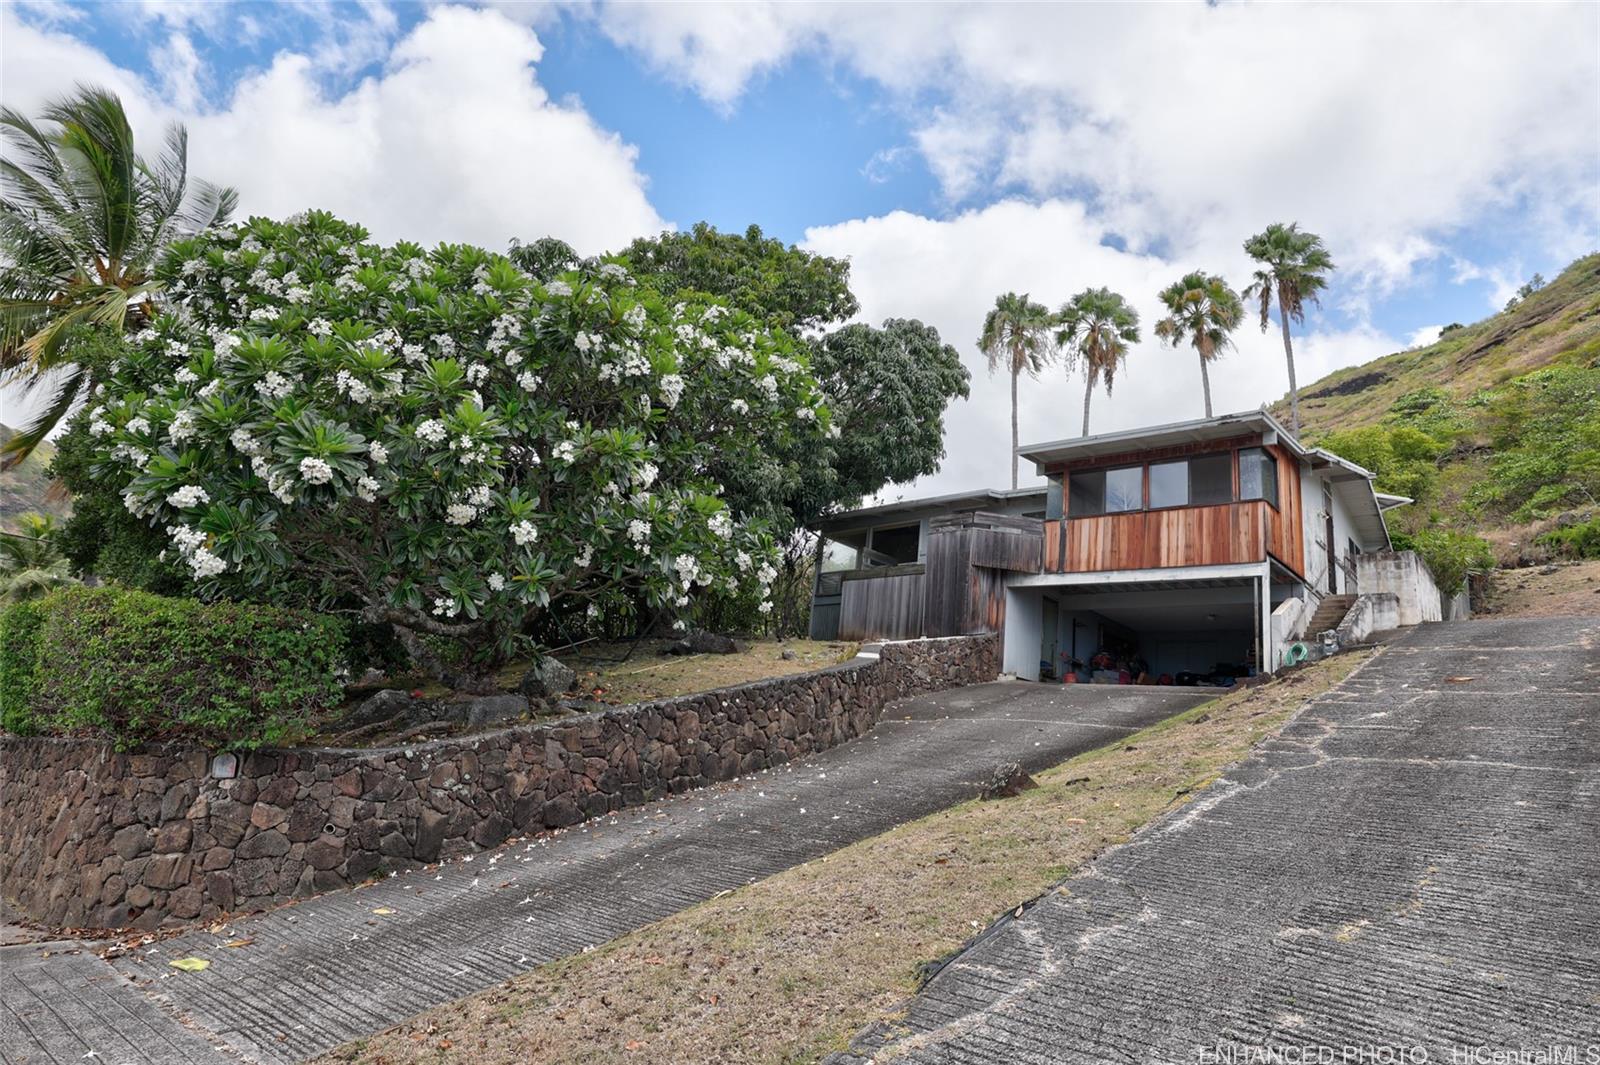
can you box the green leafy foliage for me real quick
[1317,424,1448,505]
[1,586,344,749]
[1536,516,1600,559]
[80,212,826,676]
[1469,364,1600,518]
[0,598,44,733]
[1389,529,1494,592]
[622,222,858,336]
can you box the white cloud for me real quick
[1406,325,1444,350]
[803,201,1405,497]
[151,32,204,112]
[586,1,1599,293]
[1,5,666,253]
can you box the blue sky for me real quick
[5,1,1597,493]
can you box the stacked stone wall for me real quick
[1,635,996,928]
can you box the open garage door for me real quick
[1004,572,1287,685]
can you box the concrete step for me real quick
[1304,595,1358,634]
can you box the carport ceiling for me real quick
[1053,584,1256,631]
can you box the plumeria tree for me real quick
[81,211,829,687]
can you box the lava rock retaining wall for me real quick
[1,635,996,929]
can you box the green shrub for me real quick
[1390,529,1495,592]
[0,599,45,734]
[1536,517,1600,559]
[8,587,345,750]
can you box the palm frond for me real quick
[0,362,85,469]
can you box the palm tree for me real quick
[1242,223,1334,436]
[0,513,76,603]
[1154,271,1244,419]
[1055,287,1140,437]
[0,85,237,467]
[978,292,1055,488]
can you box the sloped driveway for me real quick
[2,679,1209,1064]
[830,616,1600,1063]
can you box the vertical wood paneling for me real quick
[1263,444,1305,578]
[1045,501,1275,573]
[838,572,926,641]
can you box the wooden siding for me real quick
[924,514,1041,636]
[1044,501,1271,573]
[838,572,926,641]
[1265,443,1305,578]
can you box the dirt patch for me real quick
[1478,560,1600,618]
[565,638,859,705]
[317,652,1369,1065]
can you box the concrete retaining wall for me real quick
[1356,550,1450,626]
[1333,593,1401,646]
[1,635,997,930]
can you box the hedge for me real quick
[0,587,346,750]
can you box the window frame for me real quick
[1237,446,1280,510]
[1066,464,1144,518]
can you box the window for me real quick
[1239,447,1279,507]
[1191,452,1233,505]
[1045,475,1063,520]
[865,522,920,566]
[1149,461,1188,508]
[1106,467,1142,512]
[1068,466,1142,516]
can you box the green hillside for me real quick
[0,426,70,534]
[1274,253,1600,564]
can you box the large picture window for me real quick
[1190,452,1233,505]
[1239,447,1279,507]
[1068,466,1142,516]
[1148,460,1188,508]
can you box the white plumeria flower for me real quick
[368,442,388,465]
[173,367,199,386]
[517,371,540,392]
[487,573,505,592]
[356,476,380,502]
[166,485,209,508]
[299,457,334,485]
[446,503,478,525]
[416,419,447,444]
[627,519,650,545]
[511,520,538,545]
[125,416,151,435]
[187,547,226,579]
[658,374,684,409]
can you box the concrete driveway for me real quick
[2,679,1209,1065]
[830,616,1600,1063]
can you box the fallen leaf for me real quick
[1065,817,1087,825]
[626,1041,646,1051]
[224,938,253,948]
[168,957,210,972]
[1445,676,1475,683]
[372,907,396,915]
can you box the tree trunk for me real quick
[1010,366,1019,489]
[1082,372,1093,436]
[1199,355,1213,418]
[1278,295,1300,435]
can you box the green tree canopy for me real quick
[80,212,829,684]
[621,222,858,336]
[1055,287,1140,437]
[1242,222,1334,435]
[1154,271,1243,419]
[978,292,1056,488]
[1,85,237,466]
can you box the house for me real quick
[809,410,1422,682]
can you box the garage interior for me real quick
[1006,573,1300,686]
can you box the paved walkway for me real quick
[2,680,1209,1064]
[829,616,1600,1063]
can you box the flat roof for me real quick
[816,487,1046,532]
[1016,409,1312,468]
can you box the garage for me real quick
[1003,566,1295,686]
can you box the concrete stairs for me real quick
[1304,594,1357,636]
